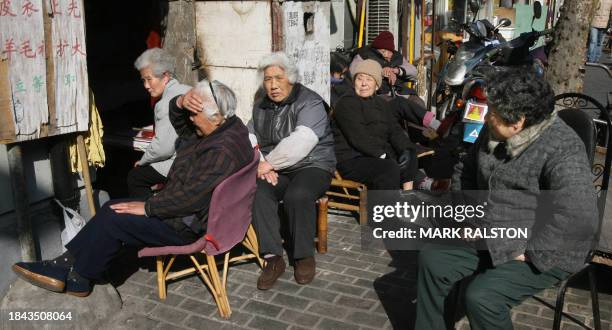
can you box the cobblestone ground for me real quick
[106,212,612,330]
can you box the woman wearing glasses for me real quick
[12,80,253,297]
[127,48,191,198]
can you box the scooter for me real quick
[435,2,551,148]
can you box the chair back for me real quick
[558,109,596,164]
[555,93,612,257]
[203,149,259,255]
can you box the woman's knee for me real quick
[283,184,320,207]
[373,159,401,188]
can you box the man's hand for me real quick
[133,160,140,168]
[178,89,204,115]
[110,201,146,216]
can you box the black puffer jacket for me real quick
[332,91,415,164]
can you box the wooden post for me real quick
[7,144,36,262]
[271,0,284,51]
[76,135,96,216]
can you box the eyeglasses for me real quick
[209,81,219,106]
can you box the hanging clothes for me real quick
[69,90,105,173]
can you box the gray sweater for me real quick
[452,115,598,273]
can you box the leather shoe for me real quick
[12,261,69,292]
[257,256,285,290]
[294,256,316,285]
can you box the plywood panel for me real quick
[196,1,272,69]
[0,0,49,139]
[50,0,89,134]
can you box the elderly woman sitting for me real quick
[127,48,191,198]
[333,59,419,190]
[248,52,336,290]
[12,80,253,297]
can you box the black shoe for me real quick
[257,256,285,290]
[12,261,69,292]
[65,270,91,297]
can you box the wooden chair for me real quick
[315,150,435,253]
[137,150,263,319]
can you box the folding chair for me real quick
[137,149,263,319]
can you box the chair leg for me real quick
[206,254,232,319]
[588,266,601,330]
[553,278,569,330]
[190,255,227,318]
[156,256,166,300]
[317,197,328,254]
[358,187,367,225]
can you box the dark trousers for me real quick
[337,156,418,190]
[127,165,167,198]
[415,244,569,330]
[66,200,190,280]
[252,167,331,259]
[389,96,428,126]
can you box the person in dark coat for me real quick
[415,69,598,329]
[330,52,353,108]
[351,31,442,134]
[333,59,420,190]
[12,79,253,297]
[248,52,336,290]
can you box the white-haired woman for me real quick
[127,48,191,198]
[12,80,254,297]
[245,52,336,290]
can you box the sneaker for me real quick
[256,256,285,290]
[294,256,316,285]
[12,261,69,292]
[65,269,91,297]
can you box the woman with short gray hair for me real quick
[248,52,336,290]
[127,48,191,198]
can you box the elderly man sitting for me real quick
[12,79,253,297]
[415,69,598,329]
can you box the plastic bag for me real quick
[56,199,86,251]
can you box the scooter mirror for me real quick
[468,0,482,19]
[498,18,512,28]
[533,1,542,19]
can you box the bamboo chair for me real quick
[137,150,263,319]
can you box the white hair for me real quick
[193,79,237,120]
[134,48,176,77]
[256,52,300,87]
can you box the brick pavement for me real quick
[106,212,612,330]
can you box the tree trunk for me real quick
[163,1,198,85]
[546,0,595,94]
